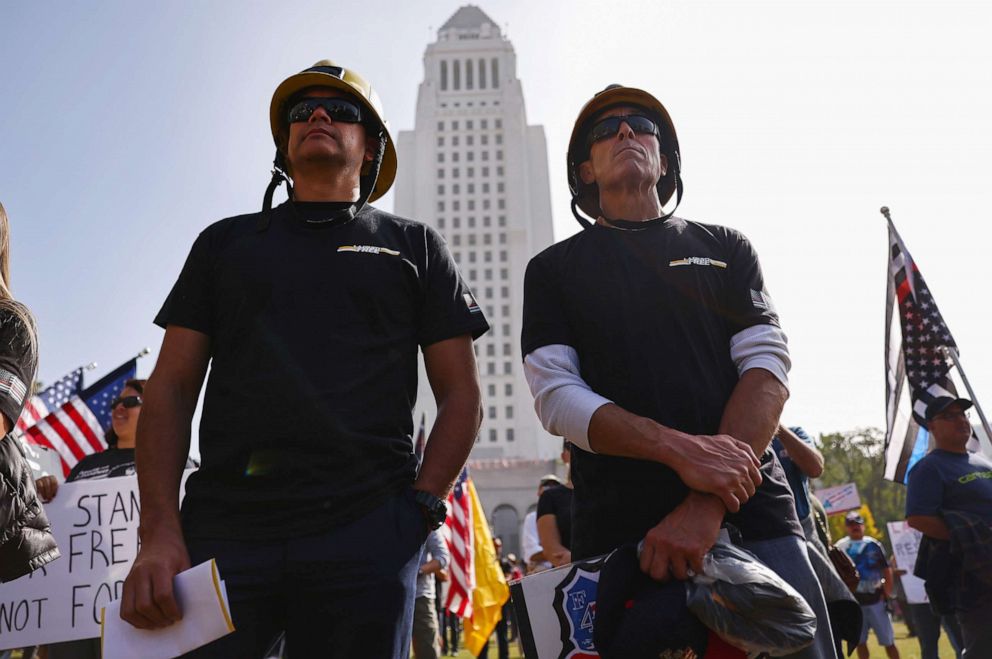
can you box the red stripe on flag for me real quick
[44,413,87,462]
[64,401,104,453]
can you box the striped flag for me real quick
[443,468,475,618]
[24,359,136,476]
[884,217,959,482]
[15,368,84,434]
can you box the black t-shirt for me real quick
[156,202,489,539]
[0,307,36,429]
[537,484,573,550]
[521,217,802,558]
[66,448,138,482]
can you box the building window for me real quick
[453,136,459,146]
[483,216,491,227]
[437,168,444,179]
[481,151,489,161]
[498,198,506,210]
[468,251,476,262]
[499,233,507,244]
[489,406,497,419]
[488,383,496,397]
[496,133,503,145]
[489,429,497,442]
[437,184,445,195]
[468,234,476,246]
[437,152,444,163]
[498,215,507,227]
[500,268,508,279]
[452,217,461,228]
[452,235,461,246]
[437,136,444,147]
[483,199,491,210]
[438,217,445,229]
[453,200,460,211]
[497,166,504,176]
[486,344,495,356]
[467,151,474,161]
[453,59,461,90]
[481,134,489,145]
[500,250,508,262]
[453,184,460,194]
[466,61,473,89]
[497,150,504,161]
[501,305,510,316]
[506,406,513,419]
[505,383,512,396]
[506,428,515,441]
[503,342,511,355]
[452,251,460,263]
[482,166,490,177]
[437,120,444,131]
[502,323,510,336]
[452,168,460,178]
[468,216,476,228]
[467,135,474,146]
[484,251,492,263]
[495,118,502,129]
[440,61,448,91]
[501,287,509,298]
[487,362,495,375]
[483,234,491,245]
[479,58,487,89]
[491,58,499,88]
[467,167,475,178]
[437,201,445,212]
[452,120,459,131]
[467,120,474,130]
[481,119,488,130]
[469,268,477,280]
[497,182,505,193]
[484,268,493,280]
[467,200,475,210]
[452,152,460,162]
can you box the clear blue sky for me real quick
[4,0,992,454]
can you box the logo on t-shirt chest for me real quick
[669,256,727,269]
[337,244,401,257]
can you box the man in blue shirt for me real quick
[836,512,899,659]
[907,393,992,657]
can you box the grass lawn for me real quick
[431,620,953,658]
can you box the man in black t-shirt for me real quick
[121,61,488,659]
[522,85,835,658]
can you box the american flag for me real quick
[443,468,475,618]
[24,359,136,476]
[15,368,84,434]
[884,216,958,482]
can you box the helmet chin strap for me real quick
[571,171,684,230]
[257,133,386,232]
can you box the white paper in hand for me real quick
[101,559,235,659]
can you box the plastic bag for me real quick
[686,542,816,656]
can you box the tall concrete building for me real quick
[394,5,561,554]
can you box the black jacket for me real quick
[0,432,60,581]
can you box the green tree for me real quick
[815,427,906,551]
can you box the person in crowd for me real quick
[121,60,487,658]
[521,84,835,658]
[772,425,824,541]
[521,475,561,574]
[0,201,59,583]
[907,390,992,657]
[537,440,573,567]
[413,528,449,659]
[836,512,899,659]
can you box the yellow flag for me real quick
[462,477,510,656]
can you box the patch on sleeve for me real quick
[463,293,482,314]
[0,367,27,405]
[750,288,776,312]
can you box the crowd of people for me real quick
[0,54,990,659]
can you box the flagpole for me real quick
[942,346,992,456]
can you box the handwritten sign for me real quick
[0,472,192,650]
[818,482,861,514]
[887,521,928,604]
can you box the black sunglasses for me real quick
[586,114,660,150]
[110,395,142,410]
[287,97,364,124]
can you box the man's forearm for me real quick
[135,378,196,539]
[414,389,481,498]
[775,424,824,478]
[907,514,951,540]
[587,403,684,463]
[719,368,788,456]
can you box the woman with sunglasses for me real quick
[64,379,147,481]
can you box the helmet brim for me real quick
[269,66,397,202]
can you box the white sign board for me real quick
[510,555,607,659]
[818,482,861,514]
[887,521,928,604]
[0,472,192,650]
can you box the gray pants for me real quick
[413,596,441,659]
[957,601,992,658]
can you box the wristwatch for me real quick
[413,490,448,530]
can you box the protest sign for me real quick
[0,471,192,650]
[887,521,928,604]
[818,482,861,514]
[510,555,606,659]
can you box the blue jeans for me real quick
[183,488,427,658]
[743,535,838,659]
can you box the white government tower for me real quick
[393,5,560,554]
